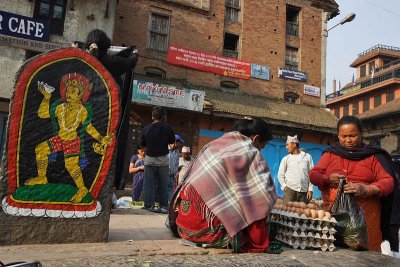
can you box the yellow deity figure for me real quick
[25,73,112,203]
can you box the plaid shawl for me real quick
[180,131,277,237]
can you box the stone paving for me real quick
[1,206,400,266]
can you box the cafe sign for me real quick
[0,10,50,41]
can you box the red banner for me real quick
[167,45,251,80]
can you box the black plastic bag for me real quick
[329,178,368,250]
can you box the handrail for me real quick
[358,44,400,58]
[326,67,400,101]
[374,59,400,72]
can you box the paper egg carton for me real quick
[271,211,337,251]
[273,224,336,251]
[271,209,337,229]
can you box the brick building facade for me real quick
[326,45,400,118]
[325,45,400,155]
[113,0,340,191]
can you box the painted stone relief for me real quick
[2,48,119,218]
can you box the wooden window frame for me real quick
[147,13,170,52]
[34,0,67,35]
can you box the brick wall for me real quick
[113,0,324,106]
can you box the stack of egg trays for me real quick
[270,209,337,251]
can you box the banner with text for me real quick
[167,45,251,80]
[278,68,308,82]
[304,84,321,97]
[133,80,205,112]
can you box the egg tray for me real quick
[271,209,337,225]
[274,230,335,251]
[270,215,337,234]
[275,226,336,241]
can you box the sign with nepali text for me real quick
[0,10,50,41]
[251,64,270,80]
[278,68,308,82]
[304,84,320,97]
[133,80,205,112]
[167,45,251,80]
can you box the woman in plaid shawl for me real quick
[168,118,277,253]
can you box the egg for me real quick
[317,210,325,220]
[307,203,317,210]
[283,205,288,211]
[303,208,311,218]
[325,212,332,220]
[299,202,307,209]
[276,199,283,205]
[292,202,299,208]
[296,208,303,216]
[287,201,293,207]
[310,209,317,219]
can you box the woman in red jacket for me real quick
[309,116,398,252]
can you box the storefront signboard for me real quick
[133,80,205,112]
[0,10,50,41]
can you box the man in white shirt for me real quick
[278,135,314,204]
[178,146,193,185]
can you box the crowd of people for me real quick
[81,29,399,254]
[126,106,399,253]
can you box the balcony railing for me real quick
[286,21,299,37]
[375,58,400,73]
[357,44,400,58]
[326,67,400,101]
[223,49,239,59]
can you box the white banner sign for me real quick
[304,84,321,97]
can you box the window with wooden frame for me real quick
[223,32,239,58]
[220,81,239,94]
[285,46,299,70]
[286,5,300,37]
[225,0,241,23]
[284,92,299,104]
[360,64,366,78]
[352,101,359,115]
[144,67,166,79]
[386,90,395,102]
[34,0,67,35]
[334,108,340,118]
[342,104,349,116]
[374,95,381,107]
[368,61,375,75]
[147,13,170,52]
[363,98,370,112]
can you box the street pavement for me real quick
[1,206,400,266]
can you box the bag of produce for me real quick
[329,178,368,250]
